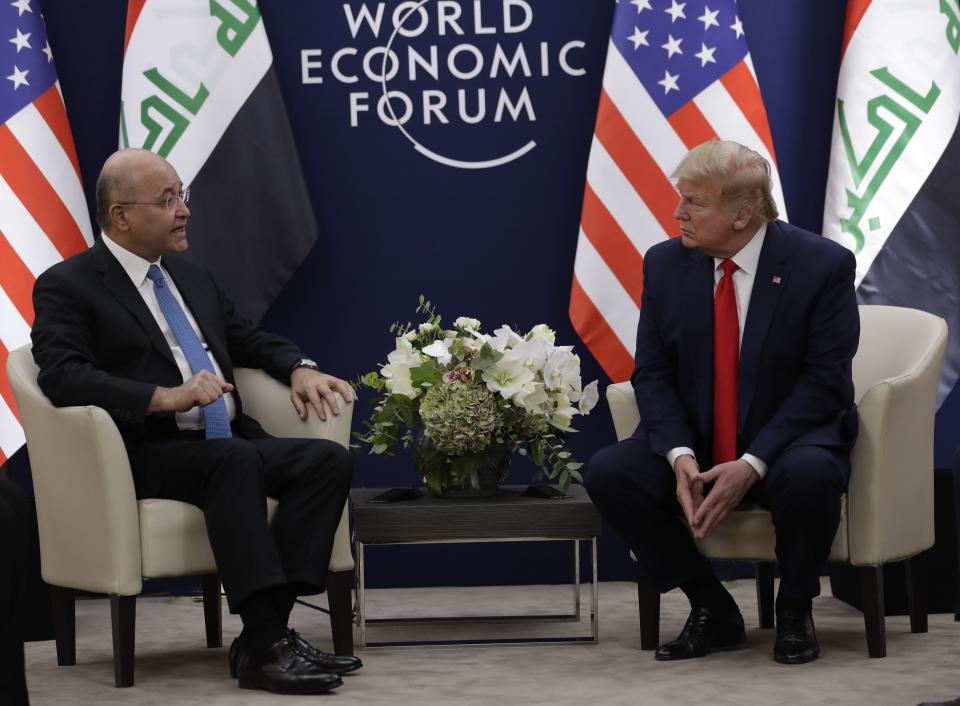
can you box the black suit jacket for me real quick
[31,239,305,444]
[631,220,860,466]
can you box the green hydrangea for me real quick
[419,379,501,455]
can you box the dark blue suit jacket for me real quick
[631,219,860,467]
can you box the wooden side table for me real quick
[350,485,602,648]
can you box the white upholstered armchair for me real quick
[6,345,355,687]
[605,305,948,657]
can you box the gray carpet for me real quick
[24,579,960,705]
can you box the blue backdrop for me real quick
[15,0,955,585]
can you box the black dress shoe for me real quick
[654,606,746,660]
[917,699,960,706]
[287,628,363,674]
[773,607,819,664]
[236,635,342,694]
[229,631,363,678]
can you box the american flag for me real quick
[0,0,92,464]
[570,0,786,382]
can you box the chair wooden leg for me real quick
[110,594,136,688]
[859,566,886,658]
[755,561,775,629]
[327,569,354,655]
[905,555,928,633]
[201,573,223,648]
[49,585,75,666]
[636,577,660,650]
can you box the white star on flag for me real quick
[6,64,28,89]
[629,26,650,49]
[661,34,683,58]
[10,0,32,16]
[9,27,30,52]
[698,6,720,30]
[41,40,51,61]
[631,0,652,12]
[657,69,679,94]
[695,42,717,66]
[665,0,686,23]
[731,16,744,38]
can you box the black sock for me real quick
[776,593,813,614]
[680,573,738,614]
[238,591,285,655]
[272,586,297,628]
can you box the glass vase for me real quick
[415,436,511,498]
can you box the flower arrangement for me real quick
[355,296,599,495]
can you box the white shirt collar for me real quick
[714,221,767,276]
[101,233,162,288]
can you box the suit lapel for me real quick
[681,251,716,441]
[92,240,177,368]
[739,221,791,426]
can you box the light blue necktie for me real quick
[146,264,232,439]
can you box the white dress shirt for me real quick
[102,234,237,430]
[666,222,770,478]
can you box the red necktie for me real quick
[713,259,739,464]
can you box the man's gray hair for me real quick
[671,140,779,222]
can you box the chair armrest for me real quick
[233,368,353,448]
[7,349,142,595]
[606,381,640,442]
[234,367,355,572]
[846,326,947,565]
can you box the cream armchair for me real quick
[605,305,948,657]
[6,345,355,687]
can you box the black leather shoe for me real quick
[917,699,960,706]
[236,636,342,694]
[287,628,363,674]
[773,607,819,664]
[654,606,746,660]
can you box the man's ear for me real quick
[732,204,754,231]
[109,204,130,231]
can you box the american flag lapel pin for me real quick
[772,276,782,285]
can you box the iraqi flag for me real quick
[120,0,317,320]
[823,0,960,405]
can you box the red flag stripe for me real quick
[841,0,873,60]
[33,86,83,182]
[593,90,679,234]
[125,0,148,53]
[667,101,719,150]
[0,341,21,427]
[0,126,89,260]
[569,278,634,382]
[0,230,35,326]
[719,61,777,166]
[580,184,645,308]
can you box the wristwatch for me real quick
[292,358,320,373]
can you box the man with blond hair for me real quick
[586,140,859,664]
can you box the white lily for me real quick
[515,381,550,416]
[482,356,536,400]
[422,338,454,366]
[527,323,556,346]
[578,380,599,414]
[489,325,524,352]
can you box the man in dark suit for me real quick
[0,477,31,705]
[30,149,362,694]
[585,140,859,664]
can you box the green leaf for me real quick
[471,343,504,371]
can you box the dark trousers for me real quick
[584,436,849,601]
[127,434,353,612]
[0,478,30,706]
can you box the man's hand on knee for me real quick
[149,370,234,413]
[290,368,356,421]
[673,454,704,527]
[690,459,758,539]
